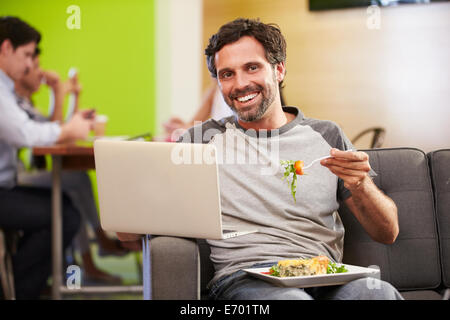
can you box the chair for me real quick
[0,229,18,300]
[352,127,386,149]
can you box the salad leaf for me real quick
[280,160,298,202]
[269,265,280,277]
[327,261,348,274]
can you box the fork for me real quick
[302,155,333,170]
[303,149,355,170]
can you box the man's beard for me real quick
[225,76,277,122]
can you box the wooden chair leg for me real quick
[5,253,15,300]
[0,230,13,300]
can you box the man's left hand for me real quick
[320,148,371,191]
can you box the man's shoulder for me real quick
[300,116,341,134]
[297,114,352,150]
[177,116,234,144]
[283,106,341,135]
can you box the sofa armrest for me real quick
[150,236,200,300]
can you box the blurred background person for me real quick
[0,16,88,299]
[14,46,129,284]
[163,82,233,141]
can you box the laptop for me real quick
[94,140,257,240]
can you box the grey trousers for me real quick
[209,263,404,300]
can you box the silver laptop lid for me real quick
[94,140,225,239]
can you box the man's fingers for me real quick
[330,148,369,162]
[322,158,371,173]
[324,167,368,190]
[323,163,368,177]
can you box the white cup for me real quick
[94,114,108,137]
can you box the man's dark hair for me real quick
[0,16,41,50]
[33,46,41,58]
[205,18,287,79]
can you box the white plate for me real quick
[242,264,380,288]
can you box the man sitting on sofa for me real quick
[118,18,403,300]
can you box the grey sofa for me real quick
[149,148,450,300]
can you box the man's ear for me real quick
[0,39,13,56]
[275,62,286,83]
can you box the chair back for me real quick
[352,127,386,149]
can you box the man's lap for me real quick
[213,272,314,300]
[210,269,403,300]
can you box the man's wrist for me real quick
[57,122,74,143]
[346,175,373,194]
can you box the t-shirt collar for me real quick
[231,106,304,138]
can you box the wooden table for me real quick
[33,144,96,170]
[33,143,143,299]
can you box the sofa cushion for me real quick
[400,290,443,300]
[428,149,450,288]
[151,236,200,299]
[339,148,441,291]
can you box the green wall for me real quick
[1,0,156,137]
[1,0,156,208]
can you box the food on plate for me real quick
[267,256,348,277]
[272,256,329,277]
[280,160,304,202]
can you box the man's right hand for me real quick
[57,111,94,143]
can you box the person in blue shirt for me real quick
[0,16,92,299]
[14,47,128,284]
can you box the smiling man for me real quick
[201,18,400,300]
[119,18,402,300]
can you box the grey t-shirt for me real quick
[178,106,354,286]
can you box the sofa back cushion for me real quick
[428,149,450,288]
[339,148,441,291]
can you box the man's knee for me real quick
[347,277,403,300]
